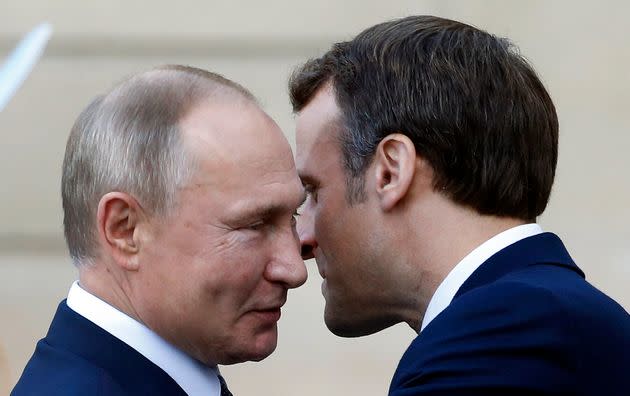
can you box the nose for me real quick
[265,227,308,289]
[297,210,318,260]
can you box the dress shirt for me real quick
[420,223,543,331]
[67,281,221,396]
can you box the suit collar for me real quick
[421,224,544,331]
[45,301,188,395]
[66,282,220,396]
[454,232,583,299]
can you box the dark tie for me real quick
[217,374,233,396]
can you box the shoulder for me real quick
[410,279,578,363]
[11,339,129,396]
[440,262,630,343]
[391,277,630,395]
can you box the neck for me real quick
[78,260,142,323]
[395,193,526,331]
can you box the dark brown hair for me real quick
[289,15,558,220]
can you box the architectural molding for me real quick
[0,36,336,58]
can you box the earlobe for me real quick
[374,134,416,211]
[96,192,143,271]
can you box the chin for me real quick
[229,330,279,364]
[326,321,368,338]
[218,342,277,365]
[248,348,275,362]
[325,309,364,338]
[324,308,393,338]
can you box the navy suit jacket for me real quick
[12,301,187,395]
[390,233,630,395]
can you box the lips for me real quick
[250,296,286,322]
[255,305,283,312]
[251,307,282,322]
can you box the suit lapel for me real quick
[454,232,584,299]
[45,301,187,395]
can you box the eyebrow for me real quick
[231,190,308,224]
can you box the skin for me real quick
[294,84,421,336]
[295,84,525,337]
[81,96,307,365]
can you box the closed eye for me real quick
[248,220,266,230]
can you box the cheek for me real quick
[200,241,268,304]
[314,198,340,236]
[315,199,353,250]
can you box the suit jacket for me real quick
[12,301,187,396]
[390,233,630,395]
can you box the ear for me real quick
[373,133,416,211]
[96,192,143,271]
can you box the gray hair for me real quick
[62,65,256,266]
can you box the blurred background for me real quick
[0,0,628,395]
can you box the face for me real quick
[295,86,399,337]
[134,98,307,365]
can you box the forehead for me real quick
[296,86,342,156]
[295,85,342,176]
[182,98,281,153]
[180,98,302,203]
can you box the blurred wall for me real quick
[1,1,628,395]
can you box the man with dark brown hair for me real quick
[290,15,630,395]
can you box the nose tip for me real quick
[285,250,308,289]
[296,208,317,260]
[267,253,307,289]
[300,235,317,260]
[267,229,308,289]
[300,242,316,260]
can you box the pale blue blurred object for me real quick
[0,23,53,112]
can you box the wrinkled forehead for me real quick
[180,98,298,189]
[180,142,304,221]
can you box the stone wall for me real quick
[1,1,628,394]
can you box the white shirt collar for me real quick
[66,281,220,396]
[420,223,543,332]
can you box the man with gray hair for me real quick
[13,65,307,396]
